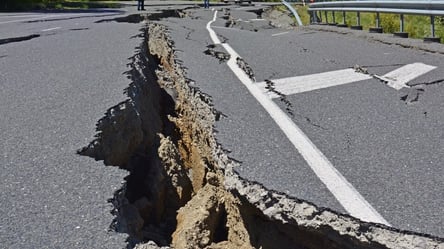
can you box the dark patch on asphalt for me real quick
[408,78,444,87]
[223,8,236,28]
[265,79,294,117]
[299,47,311,53]
[0,55,7,59]
[203,44,230,63]
[214,109,228,122]
[300,31,317,35]
[225,18,236,28]
[360,63,406,68]
[399,79,444,104]
[217,34,230,43]
[246,8,264,18]
[181,26,196,42]
[69,28,89,31]
[303,117,328,130]
[222,9,231,20]
[96,13,147,23]
[0,34,40,46]
[236,57,255,81]
[400,87,424,104]
[353,64,444,105]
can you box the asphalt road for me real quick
[0,6,140,249]
[1,1,443,248]
[160,5,444,238]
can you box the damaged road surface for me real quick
[1,1,443,249]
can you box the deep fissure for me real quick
[0,34,40,45]
[79,13,444,249]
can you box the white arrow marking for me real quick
[256,63,437,98]
[377,62,437,90]
[256,68,372,98]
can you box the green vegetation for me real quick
[293,5,444,43]
[294,4,310,25]
[0,0,125,11]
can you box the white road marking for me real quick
[377,62,437,90]
[272,31,290,37]
[249,18,265,21]
[257,63,436,97]
[207,10,390,225]
[42,27,61,32]
[256,69,373,98]
[206,11,221,45]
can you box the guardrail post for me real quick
[394,14,408,38]
[324,11,328,24]
[351,11,362,30]
[337,11,347,27]
[376,12,380,28]
[424,15,441,43]
[431,15,435,37]
[369,12,383,33]
[332,11,336,25]
[400,14,404,32]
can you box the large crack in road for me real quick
[79,11,444,249]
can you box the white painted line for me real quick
[249,18,265,21]
[42,27,61,32]
[378,62,437,90]
[272,31,290,37]
[206,11,221,45]
[208,10,390,226]
[256,69,373,98]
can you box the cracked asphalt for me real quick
[160,5,444,238]
[1,1,443,247]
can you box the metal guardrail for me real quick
[308,0,444,42]
[282,0,304,26]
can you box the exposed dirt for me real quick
[79,12,444,249]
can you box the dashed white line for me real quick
[271,31,290,37]
[42,27,61,32]
[207,10,390,225]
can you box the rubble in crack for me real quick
[204,44,230,63]
[236,57,256,81]
[265,79,294,117]
[79,15,444,249]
